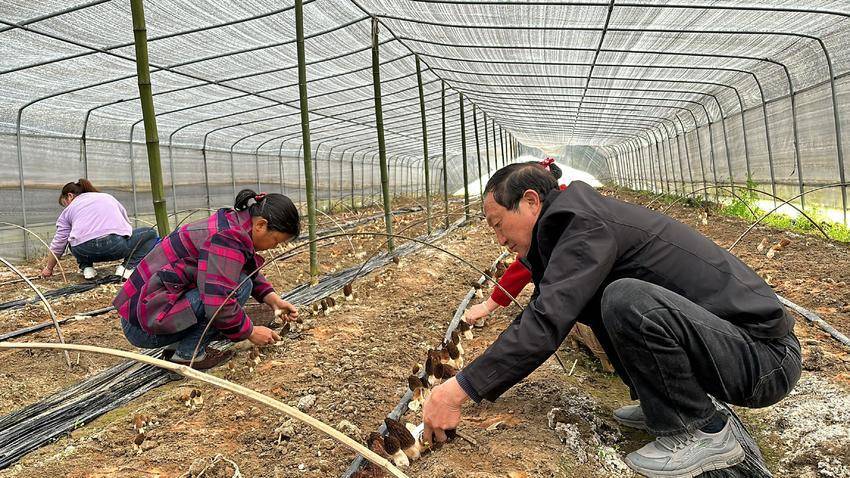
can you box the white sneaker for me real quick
[83,267,97,280]
[121,268,134,280]
[115,265,126,278]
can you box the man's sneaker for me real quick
[82,267,97,280]
[625,420,745,478]
[614,403,649,431]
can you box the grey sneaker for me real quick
[625,420,745,478]
[614,403,649,431]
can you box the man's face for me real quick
[483,191,542,257]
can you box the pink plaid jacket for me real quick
[114,208,274,341]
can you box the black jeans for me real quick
[586,278,801,437]
[69,227,158,270]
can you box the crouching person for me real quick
[423,163,801,478]
[42,179,158,280]
[114,189,300,369]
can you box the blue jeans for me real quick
[70,227,158,270]
[121,274,253,360]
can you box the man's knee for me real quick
[601,278,662,335]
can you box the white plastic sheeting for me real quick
[2,1,850,258]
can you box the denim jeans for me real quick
[70,227,158,270]
[121,274,253,360]
[586,278,801,437]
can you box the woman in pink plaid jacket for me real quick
[114,189,300,369]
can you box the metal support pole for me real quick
[130,0,169,237]
[499,127,505,167]
[460,93,470,220]
[441,79,449,229]
[295,0,318,280]
[473,104,483,206]
[350,152,356,210]
[484,112,491,176]
[278,141,285,195]
[371,17,394,251]
[415,55,432,234]
[491,116,498,170]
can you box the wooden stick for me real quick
[0,342,408,478]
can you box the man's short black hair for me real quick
[484,162,559,210]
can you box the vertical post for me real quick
[473,104,483,207]
[459,93,470,220]
[491,118,498,169]
[130,0,169,237]
[441,80,449,229]
[484,112,491,176]
[371,17,395,251]
[296,144,303,205]
[167,145,178,227]
[350,152,356,210]
[499,127,505,167]
[278,142,285,195]
[295,0,318,280]
[415,55,432,234]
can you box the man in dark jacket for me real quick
[423,163,801,477]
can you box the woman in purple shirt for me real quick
[41,179,158,280]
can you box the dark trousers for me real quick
[69,227,158,270]
[583,278,801,437]
[121,274,252,360]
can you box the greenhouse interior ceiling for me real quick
[2,0,850,259]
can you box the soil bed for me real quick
[0,190,847,478]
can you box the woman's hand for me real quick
[248,325,281,346]
[264,292,298,321]
[40,266,54,278]
[273,299,298,321]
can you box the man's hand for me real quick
[40,267,53,278]
[248,325,281,346]
[464,298,499,325]
[422,377,469,445]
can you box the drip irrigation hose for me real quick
[191,217,522,366]
[0,206,424,313]
[0,342,409,478]
[0,256,71,368]
[778,295,850,348]
[0,306,116,342]
[0,246,454,471]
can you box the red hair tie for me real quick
[254,193,267,202]
[539,157,555,170]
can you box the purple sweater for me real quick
[49,192,132,256]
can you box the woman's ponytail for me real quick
[234,189,256,211]
[77,178,98,193]
[59,178,98,205]
[234,189,300,237]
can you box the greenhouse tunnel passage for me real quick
[1,2,850,478]
[3,1,850,259]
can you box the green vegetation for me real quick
[719,177,850,243]
[611,180,850,243]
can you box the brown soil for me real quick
[0,190,847,478]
